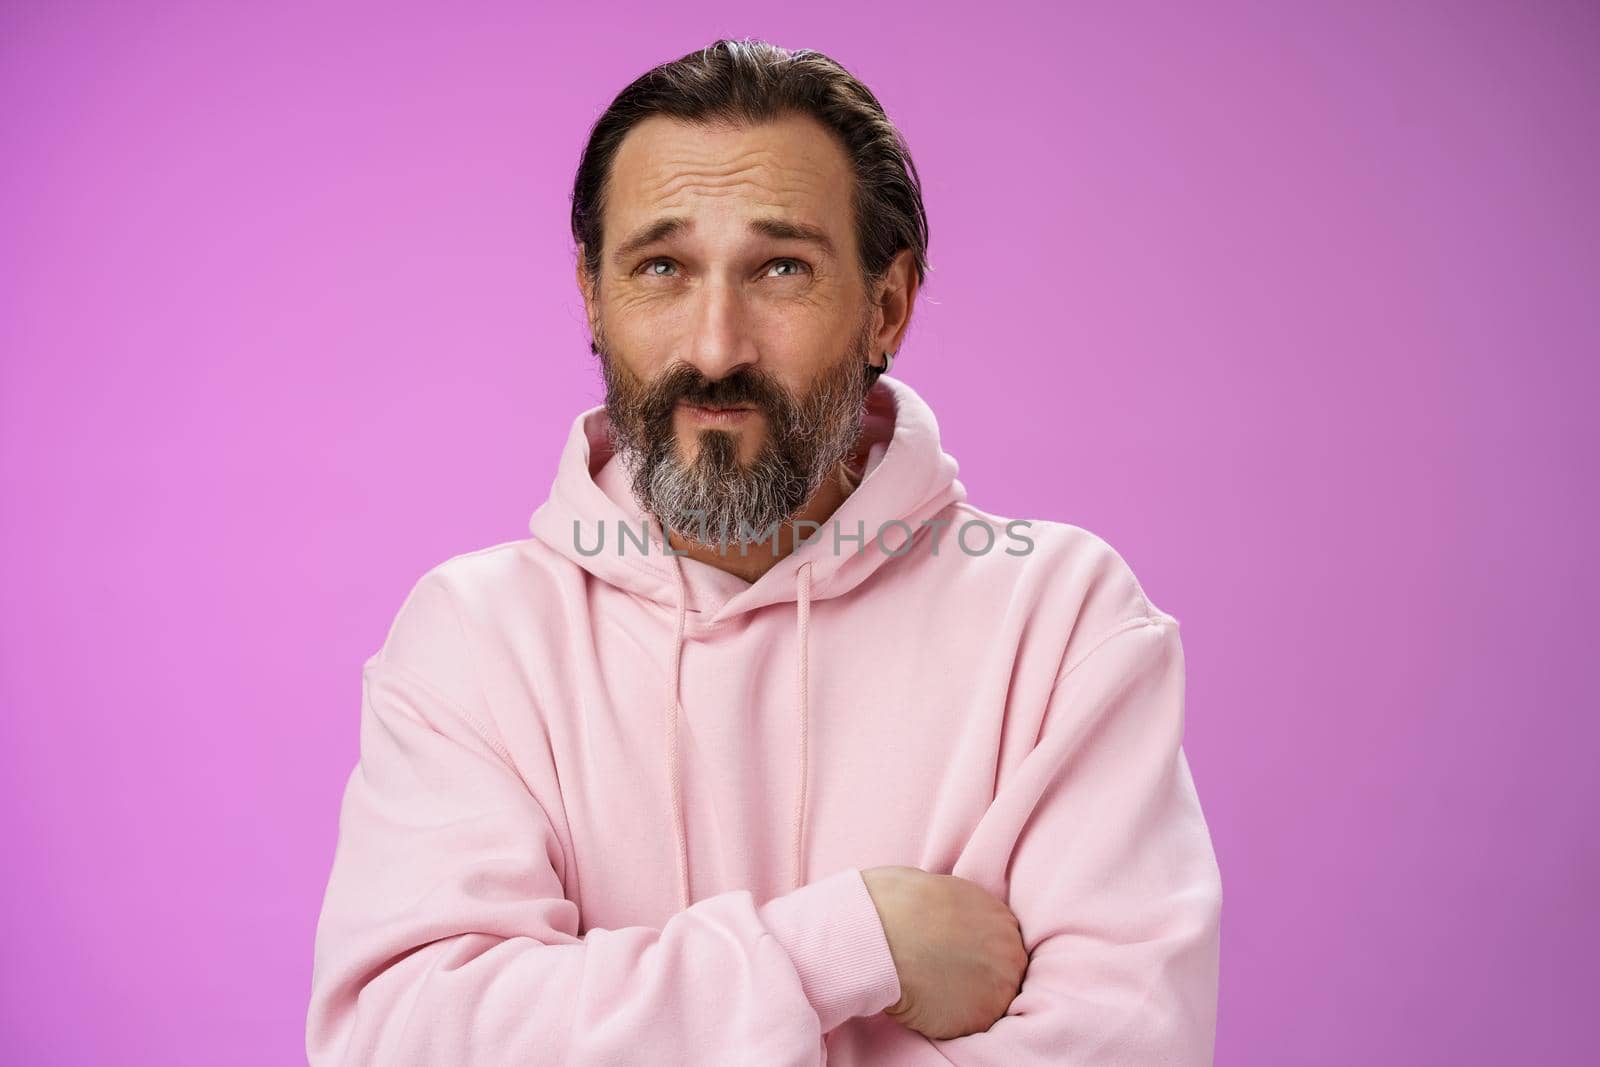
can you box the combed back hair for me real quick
[570,37,931,296]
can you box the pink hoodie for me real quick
[307,374,1222,1065]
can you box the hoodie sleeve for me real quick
[306,572,902,1066]
[934,614,1223,1065]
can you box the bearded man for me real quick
[309,36,1222,1067]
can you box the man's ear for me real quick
[872,248,919,356]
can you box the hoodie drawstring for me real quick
[661,548,815,913]
[792,559,813,897]
[664,553,691,914]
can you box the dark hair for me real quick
[570,38,930,297]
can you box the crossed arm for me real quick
[307,574,1220,1064]
[927,614,1222,1064]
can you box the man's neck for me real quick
[665,460,863,583]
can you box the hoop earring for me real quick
[865,350,896,386]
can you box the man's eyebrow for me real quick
[747,217,836,258]
[612,216,692,264]
[611,216,837,264]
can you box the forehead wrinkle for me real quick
[648,185,825,219]
[643,168,830,209]
[646,140,828,176]
[634,144,834,199]
[606,119,855,262]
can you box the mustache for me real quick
[644,365,787,417]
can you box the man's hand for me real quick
[861,865,1029,1040]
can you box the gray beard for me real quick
[599,332,874,552]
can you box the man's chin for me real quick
[673,426,767,466]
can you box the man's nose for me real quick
[681,276,756,383]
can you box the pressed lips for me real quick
[678,401,758,425]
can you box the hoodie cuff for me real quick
[758,866,903,1034]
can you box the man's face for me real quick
[579,113,879,549]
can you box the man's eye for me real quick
[767,258,810,278]
[636,258,809,279]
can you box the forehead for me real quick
[603,112,855,255]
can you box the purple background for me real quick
[3,2,1595,1063]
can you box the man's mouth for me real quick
[678,401,758,424]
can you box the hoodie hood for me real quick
[528,375,967,912]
